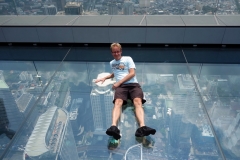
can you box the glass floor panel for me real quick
[0,47,240,160]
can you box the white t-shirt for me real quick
[110,56,138,84]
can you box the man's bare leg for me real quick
[106,99,123,140]
[112,99,123,126]
[134,97,156,137]
[133,98,145,127]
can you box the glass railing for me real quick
[0,46,240,160]
[0,0,239,16]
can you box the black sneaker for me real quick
[106,126,121,140]
[135,126,156,137]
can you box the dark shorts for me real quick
[113,83,146,105]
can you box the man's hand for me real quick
[95,78,106,84]
[112,82,121,90]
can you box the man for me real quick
[95,43,156,140]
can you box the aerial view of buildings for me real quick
[0,0,239,15]
[0,61,240,160]
[0,0,239,156]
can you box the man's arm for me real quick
[112,68,135,89]
[95,73,114,84]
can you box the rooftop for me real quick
[0,80,9,89]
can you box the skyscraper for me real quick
[190,125,218,159]
[65,2,83,15]
[206,80,218,100]
[108,1,118,15]
[59,121,79,160]
[42,5,57,15]
[223,112,240,157]
[0,80,23,131]
[90,73,115,132]
[123,1,134,15]
[168,74,200,153]
[169,110,192,158]
[139,0,150,8]
[69,98,83,137]
[55,0,66,11]
[0,70,4,80]
[16,93,34,116]
[175,74,200,120]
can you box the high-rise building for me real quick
[108,1,118,15]
[169,110,192,158]
[24,106,78,160]
[90,73,115,132]
[139,0,150,8]
[190,125,218,159]
[69,98,83,137]
[175,74,200,119]
[206,80,218,100]
[177,74,195,91]
[55,0,66,11]
[16,93,34,116]
[0,70,4,80]
[185,92,200,121]
[168,74,200,153]
[223,112,240,157]
[59,121,79,160]
[19,71,33,81]
[0,98,15,139]
[0,80,23,131]
[123,1,134,15]
[19,71,27,81]
[65,2,83,15]
[42,5,57,15]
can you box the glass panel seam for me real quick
[181,49,226,160]
[0,47,72,159]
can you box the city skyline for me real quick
[0,0,239,15]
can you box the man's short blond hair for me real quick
[110,43,122,51]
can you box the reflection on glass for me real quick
[191,64,240,159]
[0,0,239,15]
[0,79,23,155]
[88,62,112,87]
[0,98,16,140]
[2,61,240,160]
[24,106,78,160]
